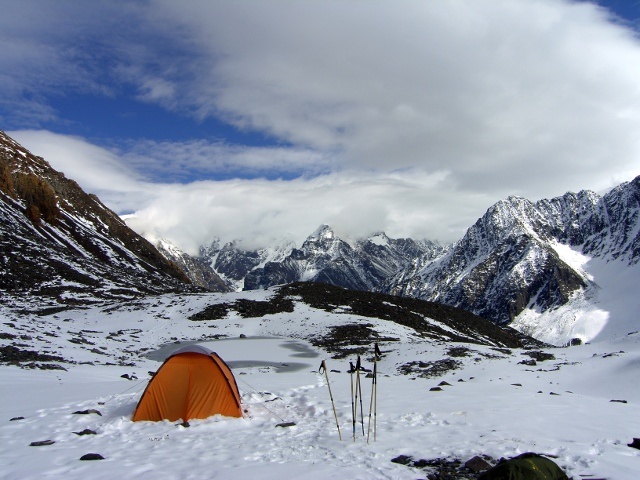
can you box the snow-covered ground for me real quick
[1,289,639,479]
[511,253,640,346]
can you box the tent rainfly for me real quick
[132,345,242,422]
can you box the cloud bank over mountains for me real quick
[3,1,640,252]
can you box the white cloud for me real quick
[119,139,334,182]
[4,1,640,254]
[10,131,490,254]
[123,168,479,255]
[0,1,126,126]
[137,77,176,104]
[144,0,640,197]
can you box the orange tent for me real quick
[132,345,242,422]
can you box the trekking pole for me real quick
[367,343,381,443]
[319,360,342,441]
[366,360,375,443]
[374,343,380,441]
[349,361,356,441]
[356,355,365,436]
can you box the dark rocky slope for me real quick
[0,130,195,310]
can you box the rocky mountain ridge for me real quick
[174,225,444,293]
[389,178,639,324]
[0,131,196,312]
[158,176,639,344]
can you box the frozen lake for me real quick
[147,336,320,373]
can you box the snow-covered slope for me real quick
[511,254,640,344]
[389,178,640,345]
[1,284,638,479]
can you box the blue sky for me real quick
[2,0,640,253]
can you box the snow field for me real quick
[1,291,639,479]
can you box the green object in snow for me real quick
[478,453,569,480]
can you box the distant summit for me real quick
[155,176,640,345]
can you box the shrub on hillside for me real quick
[14,173,59,225]
[0,160,16,198]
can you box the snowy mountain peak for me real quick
[153,171,639,345]
[308,224,337,242]
[389,176,640,344]
[367,232,390,246]
[146,172,640,346]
